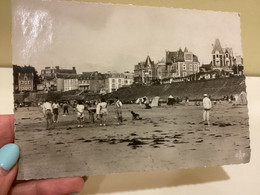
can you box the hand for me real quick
[0,115,85,195]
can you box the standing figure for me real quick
[96,98,108,126]
[73,100,77,113]
[115,97,123,125]
[76,100,85,128]
[87,100,96,123]
[42,100,54,130]
[52,100,59,123]
[202,94,212,125]
[63,101,69,115]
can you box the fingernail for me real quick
[0,144,20,172]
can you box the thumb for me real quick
[0,144,19,195]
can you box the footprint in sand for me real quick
[153,130,162,133]
[76,138,85,141]
[56,142,65,144]
[151,145,160,148]
[109,141,116,144]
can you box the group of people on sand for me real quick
[41,93,212,129]
[93,96,123,127]
[41,100,59,130]
[41,97,123,129]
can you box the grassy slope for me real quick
[106,76,246,102]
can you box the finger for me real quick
[0,164,18,195]
[0,143,19,195]
[0,115,15,147]
[10,177,85,195]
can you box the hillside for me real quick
[105,76,246,102]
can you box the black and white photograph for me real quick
[12,0,250,180]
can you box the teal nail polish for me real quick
[0,144,20,171]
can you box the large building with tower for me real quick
[165,48,200,78]
[211,38,234,70]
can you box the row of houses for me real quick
[17,39,244,93]
[17,66,134,94]
[133,39,244,85]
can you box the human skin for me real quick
[0,115,85,195]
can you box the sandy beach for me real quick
[14,102,250,180]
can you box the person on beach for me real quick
[42,99,54,130]
[52,100,59,123]
[87,100,96,123]
[201,94,212,125]
[63,101,69,115]
[76,100,85,128]
[96,98,108,126]
[115,96,123,125]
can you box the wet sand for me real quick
[14,102,250,180]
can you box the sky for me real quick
[12,0,243,74]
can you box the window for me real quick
[112,84,115,88]
[189,64,193,71]
[183,72,187,77]
[194,64,197,71]
[216,54,219,58]
[118,79,121,83]
[125,80,128,84]
[183,64,186,70]
[112,79,115,83]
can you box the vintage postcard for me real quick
[12,0,250,180]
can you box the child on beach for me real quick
[76,100,85,128]
[96,98,108,126]
[42,99,54,130]
[115,97,123,125]
[87,100,96,123]
[63,101,69,115]
[52,100,59,123]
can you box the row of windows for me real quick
[183,64,197,71]
[20,87,32,90]
[79,80,90,84]
[20,81,31,84]
[213,54,229,58]
[112,84,122,88]
[125,80,132,84]
[112,79,122,83]
[64,80,78,84]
